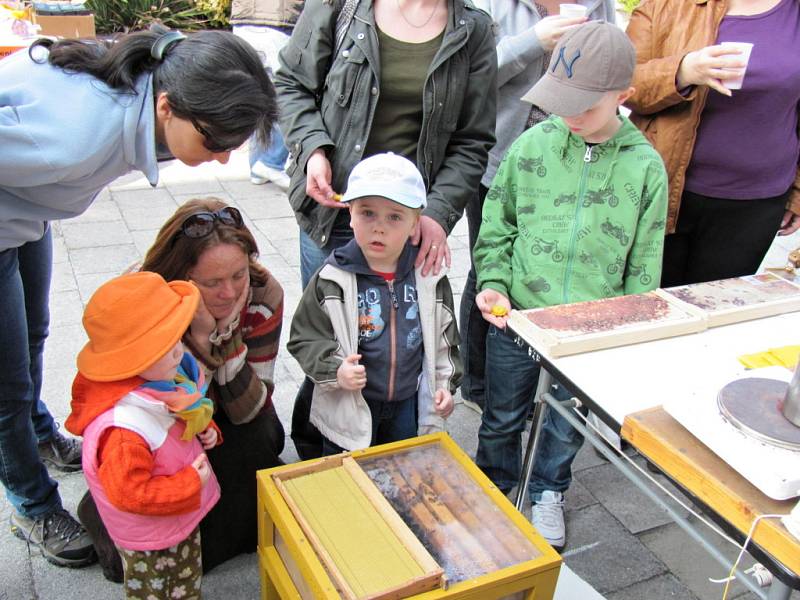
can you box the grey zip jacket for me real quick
[275,0,497,246]
[287,249,463,450]
[474,0,616,187]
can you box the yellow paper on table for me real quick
[738,345,800,370]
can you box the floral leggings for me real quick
[118,527,202,600]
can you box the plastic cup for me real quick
[560,3,588,18]
[720,42,754,90]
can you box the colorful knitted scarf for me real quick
[137,353,214,441]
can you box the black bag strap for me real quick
[334,0,360,54]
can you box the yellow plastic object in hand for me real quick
[490,305,508,317]
[738,345,800,370]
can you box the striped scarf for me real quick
[137,353,214,441]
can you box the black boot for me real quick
[77,491,123,583]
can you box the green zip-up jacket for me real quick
[475,116,668,310]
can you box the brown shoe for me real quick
[38,430,82,472]
[10,509,96,568]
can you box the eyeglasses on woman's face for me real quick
[191,119,241,154]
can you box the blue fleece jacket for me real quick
[0,48,160,250]
[327,240,423,404]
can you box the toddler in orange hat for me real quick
[66,271,222,599]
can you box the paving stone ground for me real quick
[1,151,798,599]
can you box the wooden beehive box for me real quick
[257,433,561,600]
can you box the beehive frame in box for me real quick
[257,433,562,600]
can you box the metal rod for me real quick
[515,369,553,510]
[542,391,771,599]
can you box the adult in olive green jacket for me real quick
[275,0,497,286]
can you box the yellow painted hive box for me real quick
[257,432,562,599]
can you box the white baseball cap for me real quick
[341,153,427,208]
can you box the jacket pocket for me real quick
[325,44,366,109]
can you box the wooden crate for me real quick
[257,433,561,600]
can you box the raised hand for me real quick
[476,288,512,329]
[676,44,748,97]
[534,15,587,52]
[198,427,218,449]
[306,148,344,209]
[337,353,367,391]
[192,453,212,486]
[434,389,454,418]
[216,270,250,333]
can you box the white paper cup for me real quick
[720,41,754,90]
[560,3,588,18]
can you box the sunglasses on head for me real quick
[178,207,244,240]
[191,119,240,154]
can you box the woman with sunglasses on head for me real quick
[140,198,285,572]
[80,198,286,579]
[0,26,275,569]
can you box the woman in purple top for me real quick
[626,0,800,286]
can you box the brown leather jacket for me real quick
[625,0,800,233]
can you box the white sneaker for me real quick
[531,490,566,549]
[250,162,290,191]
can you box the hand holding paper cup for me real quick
[559,3,588,18]
[720,41,753,90]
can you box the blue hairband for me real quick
[151,31,186,61]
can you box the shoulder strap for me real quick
[334,0,360,54]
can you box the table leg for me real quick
[515,369,553,511]
[543,391,775,599]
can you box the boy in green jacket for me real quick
[473,22,667,550]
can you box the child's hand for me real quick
[198,427,218,449]
[434,389,454,418]
[476,289,511,329]
[192,453,211,487]
[337,354,366,391]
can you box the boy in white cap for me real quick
[473,21,668,550]
[288,153,462,454]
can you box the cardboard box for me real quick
[34,13,95,38]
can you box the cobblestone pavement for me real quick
[1,151,797,599]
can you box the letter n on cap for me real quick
[552,47,581,78]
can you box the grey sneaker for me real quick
[38,430,82,472]
[10,509,96,568]
[531,490,566,550]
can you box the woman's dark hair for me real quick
[142,197,268,287]
[30,25,276,148]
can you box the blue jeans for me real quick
[322,394,417,455]
[476,326,585,503]
[458,185,489,409]
[249,123,289,171]
[299,227,354,289]
[0,230,61,518]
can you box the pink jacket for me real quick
[82,402,220,551]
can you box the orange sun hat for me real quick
[77,272,200,382]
